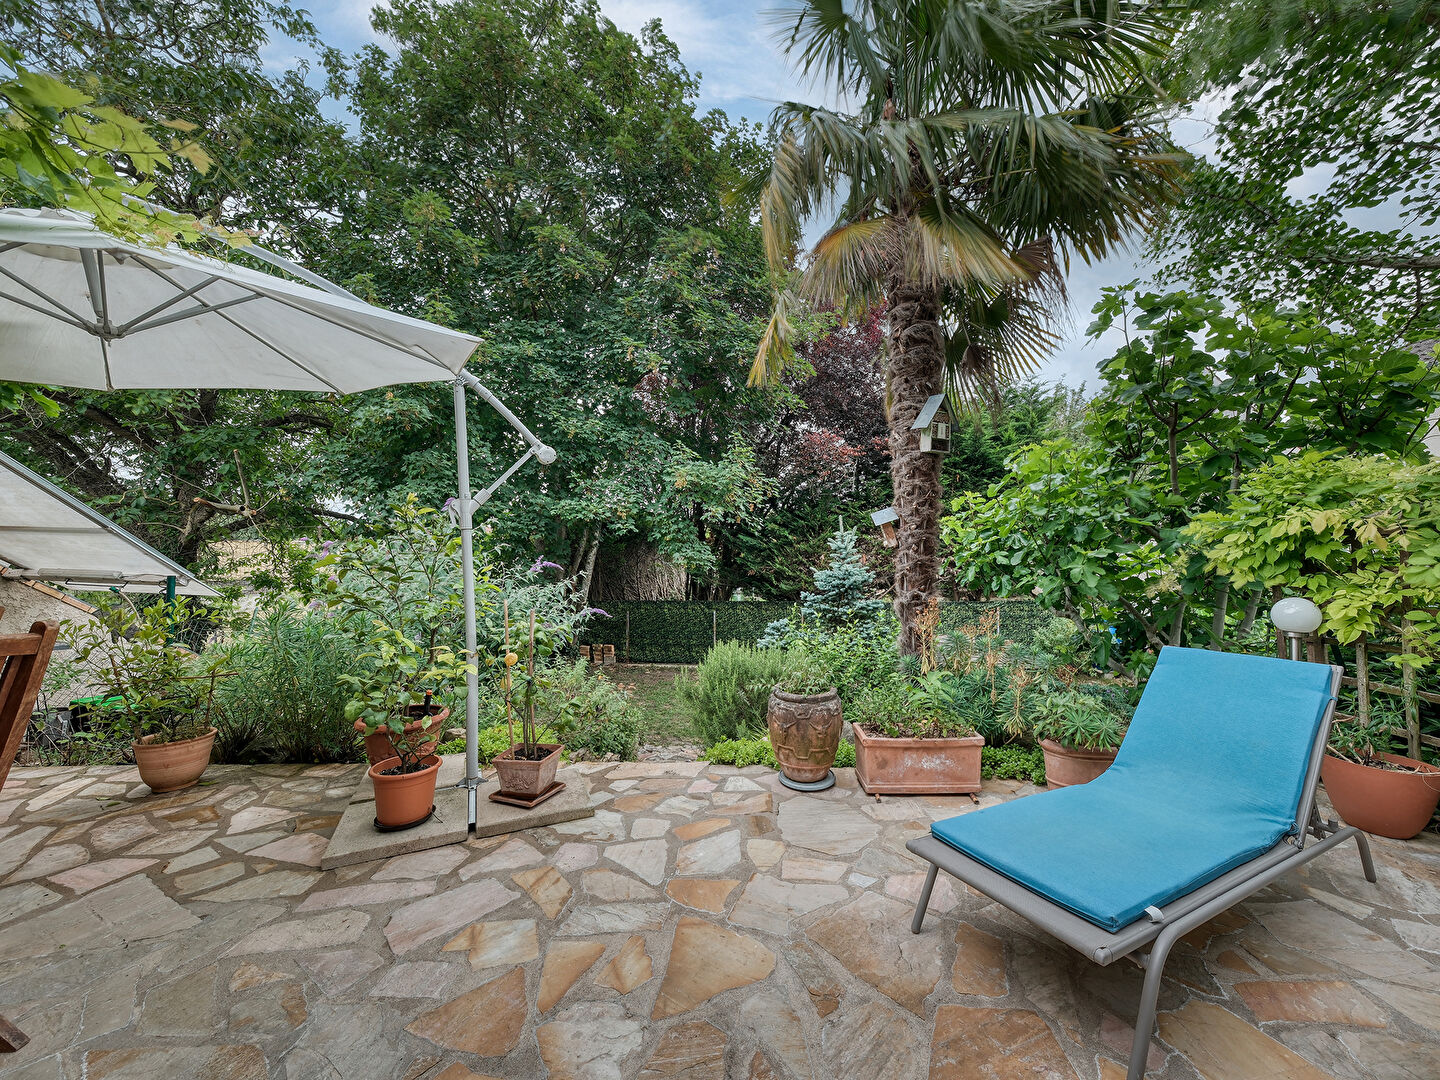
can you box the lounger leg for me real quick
[1352,829,1377,883]
[1127,927,1180,1080]
[911,863,940,934]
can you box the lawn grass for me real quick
[604,663,699,745]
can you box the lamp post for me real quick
[1270,597,1323,661]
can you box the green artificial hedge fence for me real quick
[581,597,1048,664]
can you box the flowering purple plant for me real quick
[529,557,564,574]
[582,607,610,619]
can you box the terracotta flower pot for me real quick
[1040,739,1118,788]
[133,727,217,793]
[370,754,441,828]
[493,743,563,797]
[357,705,450,766]
[767,687,843,784]
[1321,751,1440,840]
[852,723,984,794]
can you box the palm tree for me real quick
[750,0,1186,653]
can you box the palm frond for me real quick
[749,286,805,387]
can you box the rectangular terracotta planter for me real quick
[852,724,984,794]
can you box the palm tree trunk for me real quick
[886,272,945,655]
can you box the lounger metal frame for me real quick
[905,663,1377,1080]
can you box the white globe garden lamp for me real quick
[1271,597,1323,661]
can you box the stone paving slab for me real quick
[320,784,471,870]
[1,759,1437,1080]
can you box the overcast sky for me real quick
[287,0,1226,393]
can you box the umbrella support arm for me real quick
[451,375,557,823]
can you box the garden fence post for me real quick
[624,612,630,664]
[712,609,717,649]
[1354,636,1370,725]
[1401,622,1421,758]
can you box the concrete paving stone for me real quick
[47,857,156,894]
[612,793,666,813]
[778,796,879,855]
[512,865,573,918]
[216,829,287,853]
[671,818,729,842]
[1359,978,1440,1031]
[637,1020,727,1079]
[581,869,660,901]
[321,785,471,870]
[405,966,527,1056]
[297,878,436,911]
[604,837,669,884]
[537,940,607,1012]
[284,1000,411,1079]
[549,807,625,842]
[736,988,812,1078]
[442,918,539,969]
[537,1001,646,1078]
[134,964,219,1037]
[665,878,740,913]
[1259,900,1434,979]
[652,916,776,1019]
[728,876,849,936]
[0,826,54,877]
[605,762,707,779]
[654,795,708,817]
[384,878,519,954]
[1338,1030,1440,1079]
[806,892,945,1016]
[127,826,215,856]
[226,805,299,834]
[89,817,158,851]
[1391,918,1440,953]
[630,815,671,839]
[886,869,960,913]
[781,855,848,882]
[711,792,773,816]
[372,845,469,881]
[229,961,292,992]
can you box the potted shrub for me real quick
[1322,711,1440,840]
[851,672,985,794]
[767,654,843,790]
[344,627,472,829]
[67,599,229,793]
[491,610,566,802]
[1028,689,1127,787]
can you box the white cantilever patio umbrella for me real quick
[0,207,555,819]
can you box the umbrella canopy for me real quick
[0,208,480,391]
[0,450,218,597]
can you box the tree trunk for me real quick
[885,273,945,655]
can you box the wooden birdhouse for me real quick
[911,394,952,454]
[870,507,899,548]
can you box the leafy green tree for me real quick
[943,288,1440,673]
[746,0,1186,653]
[303,0,781,596]
[1159,0,1440,333]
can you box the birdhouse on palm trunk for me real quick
[911,394,951,454]
[870,507,899,548]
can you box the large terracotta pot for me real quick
[1321,752,1440,840]
[1040,739,1118,788]
[370,754,440,828]
[358,704,450,766]
[852,723,984,794]
[767,687,843,785]
[133,727,217,793]
[493,743,563,798]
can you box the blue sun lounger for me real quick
[907,646,1376,1080]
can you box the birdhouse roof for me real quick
[870,507,899,526]
[911,393,949,430]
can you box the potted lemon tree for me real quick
[344,626,472,829]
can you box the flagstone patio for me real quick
[1,760,1437,1080]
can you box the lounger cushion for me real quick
[930,647,1334,931]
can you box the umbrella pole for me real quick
[453,377,482,824]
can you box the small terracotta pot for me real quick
[492,743,563,797]
[370,754,441,828]
[357,705,450,766]
[133,727,217,793]
[1321,751,1440,840]
[768,687,843,784]
[1040,739,1118,788]
[852,723,984,794]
